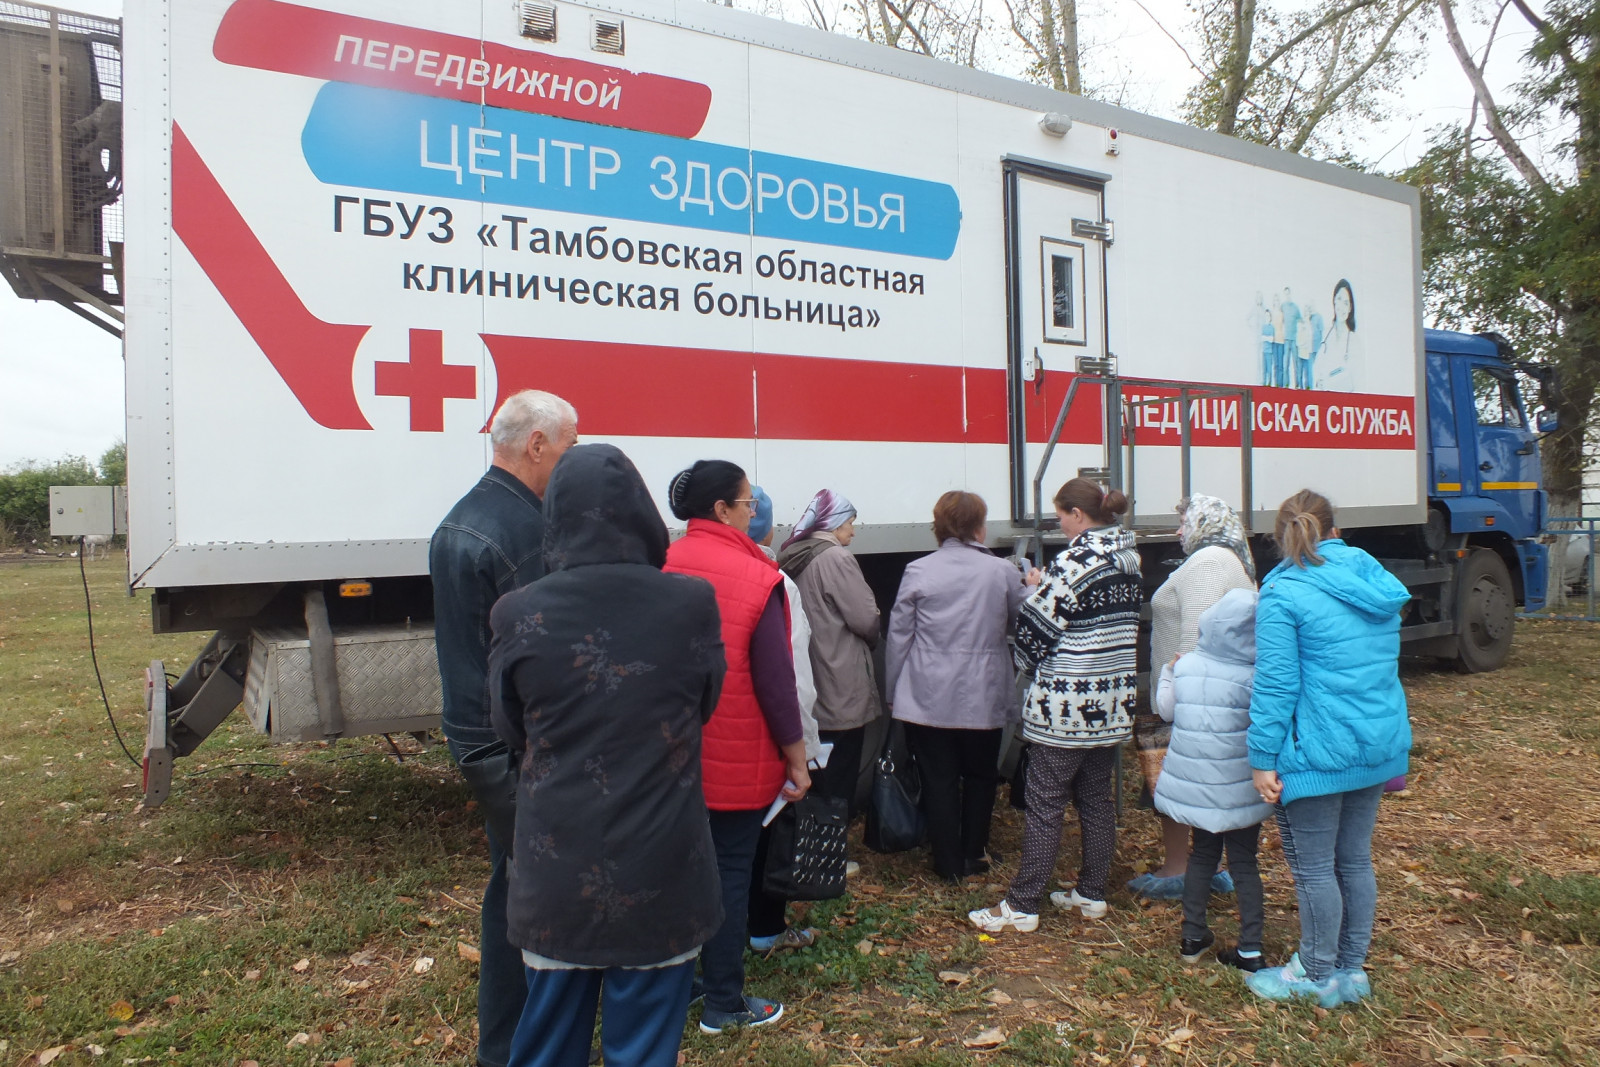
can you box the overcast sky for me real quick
[0,0,1551,469]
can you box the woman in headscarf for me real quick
[663,460,810,1034]
[487,443,726,1066]
[744,485,824,955]
[778,488,882,813]
[1129,494,1258,901]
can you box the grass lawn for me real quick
[2,558,1599,1066]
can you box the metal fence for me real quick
[1522,516,1600,621]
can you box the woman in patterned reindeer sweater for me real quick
[971,478,1142,933]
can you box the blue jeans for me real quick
[510,960,695,1067]
[1274,784,1384,982]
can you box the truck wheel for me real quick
[1455,549,1514,673]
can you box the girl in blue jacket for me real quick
[1246,490,1411,1008]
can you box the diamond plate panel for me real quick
[244,625,442,743]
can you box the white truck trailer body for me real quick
[125,0,1424,593]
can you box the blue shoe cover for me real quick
[1210,869,1235,894]
[1246,963,1343,1008]
[1335,968,1371,1001]
[1133,874,1186,900]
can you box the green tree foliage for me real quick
[0,455,100,542]
[1401,1,1600,506]
[98,440,126,488]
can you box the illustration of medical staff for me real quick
[1302,311,1324,390]
[1317,280,1362,392]
[1269,293,1285,388]
[1253,292,1275,386]
[1279,288,1302,389]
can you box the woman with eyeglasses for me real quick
[663,459,811,1035]
[778,488,882,816]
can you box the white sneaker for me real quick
[1049,888,1108,918]
[967,899,1039,933]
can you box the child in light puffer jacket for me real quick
[1153,587,1273,972]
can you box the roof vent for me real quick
[519,2,556,41]
[591,16,624,55]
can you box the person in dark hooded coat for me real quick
[489,443,727,1067]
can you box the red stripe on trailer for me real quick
[171,123,373,431]
[484,336,1415,449]
[483,336,1029,443]
[212,0,713,138]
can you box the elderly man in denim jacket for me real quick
[430,389,577,1067]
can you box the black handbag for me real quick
[864,723,927,853]
[762,794,849,900]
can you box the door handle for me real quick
[1479,462,1493,472]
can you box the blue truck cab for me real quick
[1383,329,1550,671]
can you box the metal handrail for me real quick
[1029,373,1257,563]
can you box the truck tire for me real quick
[1454,549,1514,673]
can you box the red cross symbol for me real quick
[374,329,477,432]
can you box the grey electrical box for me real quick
[49,484,125,536]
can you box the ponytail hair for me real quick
[1274,489,1336,568]
[1053,477,1129,526]
[667,460,746,522]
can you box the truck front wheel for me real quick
[1455,548,1515,673]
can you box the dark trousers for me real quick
[1182,824,1264,952]
[702,809,764,1013]
[479,823,528,1067]
[902,722,1003,880]
[747,822,787,940]
[816,726,868,818]
[447,737,526,1067]
[509,959,695,1067]
[1007,745,1117,913]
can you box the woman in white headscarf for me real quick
[1129,495,1257,900]
[778,489,880,813]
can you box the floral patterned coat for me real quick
[489,443,727,967]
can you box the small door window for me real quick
[1472,368,1524,429]
[1039,237,1086,345]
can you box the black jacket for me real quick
[488,443,727,966]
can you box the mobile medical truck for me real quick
[44,0,1542,803]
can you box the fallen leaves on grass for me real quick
[412,956,434,974]
[36,1046,68,1065]
[108,1000,133,1021]
[292,958,311,972]
[456,941,481,963]
[962,1027,1006,1049]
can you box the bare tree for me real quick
[1172,0,1430,156]
[1003,0,1094,94]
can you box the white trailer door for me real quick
[1005,163,1111,524]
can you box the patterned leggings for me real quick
[1006,744,1118,913]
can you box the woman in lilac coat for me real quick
[885,491,1040,881]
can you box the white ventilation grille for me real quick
[519,1,556,41]
[591,16,624,54]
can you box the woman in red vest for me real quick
[664,459,811,1035]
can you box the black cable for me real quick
[80,536,142,769]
